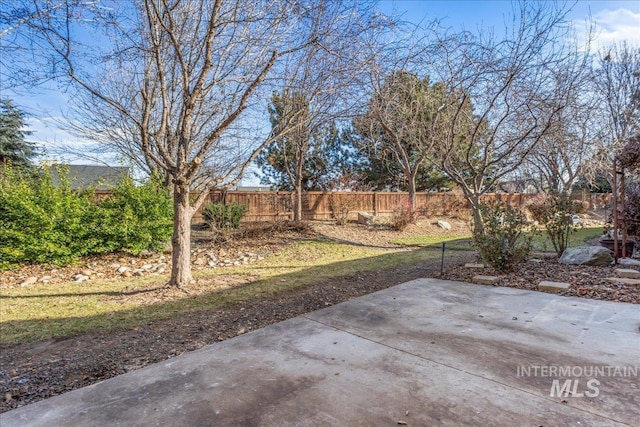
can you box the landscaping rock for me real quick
[137,249,153,258]
[472,275,499,285]
[464,263,485,269]
[73,274,89,283]
[559,246,614,266]
[117,266,130,274]
[618,258,640,267]
[437,220,452,230]
[20,277,38,287]
[538,281,571,293]
[605,277,640,286]
[357,211,374,225]
[615,268,640,279]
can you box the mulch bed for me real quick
[440,257,640,304]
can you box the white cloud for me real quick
[27,116,114,165]
[578,8,640,51]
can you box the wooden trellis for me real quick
[611,158,628,260]
[611,135,640,261]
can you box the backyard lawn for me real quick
[393,226,604,252]
[0,240,437,346]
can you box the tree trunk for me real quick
[294,188,302,221]
[468,195,484,235]
[407,174,417,211]
[169,182,193,288]
[294,170,303,221]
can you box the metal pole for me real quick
[613,159,618,263]
[621,172,627,258]
[440,242,446,274]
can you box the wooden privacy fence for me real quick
[193,190,594,222]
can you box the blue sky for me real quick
[4,0,640,169]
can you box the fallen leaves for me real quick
[443,259,639,304]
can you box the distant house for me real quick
[233,185,273,192]
[496,180,538,194]
[49,164,130,190]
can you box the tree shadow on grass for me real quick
[0,286,165,300]
[0,248,470,347]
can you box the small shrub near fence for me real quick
[528,194,581,256]
[390,200,417,231]
[202,201,247,230]
[328,193,355,225]
[473,201,534,272]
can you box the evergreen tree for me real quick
[258,118,366,191]
[0,99,38,168]
[353,71,456,197]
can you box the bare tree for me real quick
[0,0,73,89]
[423,2,589,233]
[523,65,599,195]
[258,9,375,221]
[20,0,372,288]
[589,42,640,182]
[355,68,452,209]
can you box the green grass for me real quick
[529,226,603,253]
[0,227,606,346]
[393,226,604,253]
[0,240,437,346]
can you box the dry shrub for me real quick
[442,195,466,216]
[390,200,416,231]
[328,193,355,225]
[233,220,312,239]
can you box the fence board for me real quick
[194,191,577,223]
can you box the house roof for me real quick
[49,164,129,190]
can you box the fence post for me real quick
[373,192,378,216]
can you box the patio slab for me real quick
[2,279,639,426]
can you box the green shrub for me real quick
[0,167,173,269]
[202,201,247,230]
[0,165,97,268]
[93,175,173,255]
[473,201,533,272]
[528,194,579,256]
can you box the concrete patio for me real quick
[2,279,639,426]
